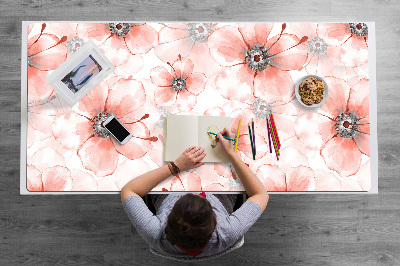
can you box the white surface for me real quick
[20,21,378,194]
[20,22,28,195]
[367,22,378,194]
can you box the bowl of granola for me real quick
[295,75,329,108]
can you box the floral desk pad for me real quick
[25,22,373,192]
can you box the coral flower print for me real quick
[194,166,232,191]
[208,23,308,104]
[28,23,67,71]
[313,169,342,191]
[318,23,368,49]
[154,23,222,77]
[29,146,66,173]
[25,22,373,192]
[47,23,87,55]
[256,164,315,191]
[28,165,72,191]
[52,80,159,177]
[27,98,59,147]
[151,55,207,112]
[106,23,158,54]
[114,158,153,189]
[27,24,72,124]
[295,77,370,177]
[70,169,98,191]
[288,23,344,77]
[27,146,72,191]
[28,67,55,105]
[28,136,99,192]
[162,172,202,191]
[317,23,368,68]
[28,23,67,104]
[87,23,158,67]
[152,160,231,191]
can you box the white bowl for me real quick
[294,75,329,108]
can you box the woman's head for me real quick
[165,193,217,250]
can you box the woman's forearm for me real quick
[228,152,267,197]
[121,165,172,198]
[121,146,207,203]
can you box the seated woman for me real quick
[121,128,269,258]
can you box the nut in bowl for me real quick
[295,75,329,108]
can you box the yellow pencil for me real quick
[234,119,241,153]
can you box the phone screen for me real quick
[104,117,131,142]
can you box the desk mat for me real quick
[24,22,374,192]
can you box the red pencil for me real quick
[266,118,272,154]
[268,115,280,160]
[270,112,281,148]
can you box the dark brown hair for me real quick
[165,193,217,250]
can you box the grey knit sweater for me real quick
[123,192,261,258]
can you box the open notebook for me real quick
[164,115,232,163]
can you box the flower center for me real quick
[252,99,272,118]
[349,23,368,37]
[67,36,84,53]
[334,113,360,139]
[246,45,271,72]
[187,23,213,43]
[308,37,327,55]
[171,78,186,91]
[109,23,132,37]
[92,112,112,138]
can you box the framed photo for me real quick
[45,40,115,105]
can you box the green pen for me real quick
[248,125,255,160]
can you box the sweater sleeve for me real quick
[218,200,262,247]
[123,195,162,245]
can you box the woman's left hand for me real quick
[174,146,207,172]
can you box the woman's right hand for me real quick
[216,128,236,157]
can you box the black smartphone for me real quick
[103,115,132,144]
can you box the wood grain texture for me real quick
[1,0,400,265]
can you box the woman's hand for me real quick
[216,128,235,157]
[174,146,207,172]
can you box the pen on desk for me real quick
[252,118,256,156]
[207,132,236,142]
[248,124,255,160]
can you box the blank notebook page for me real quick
[164,115,199,161]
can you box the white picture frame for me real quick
[45,39,115,105]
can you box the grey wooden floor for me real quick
[1,0,399,265]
